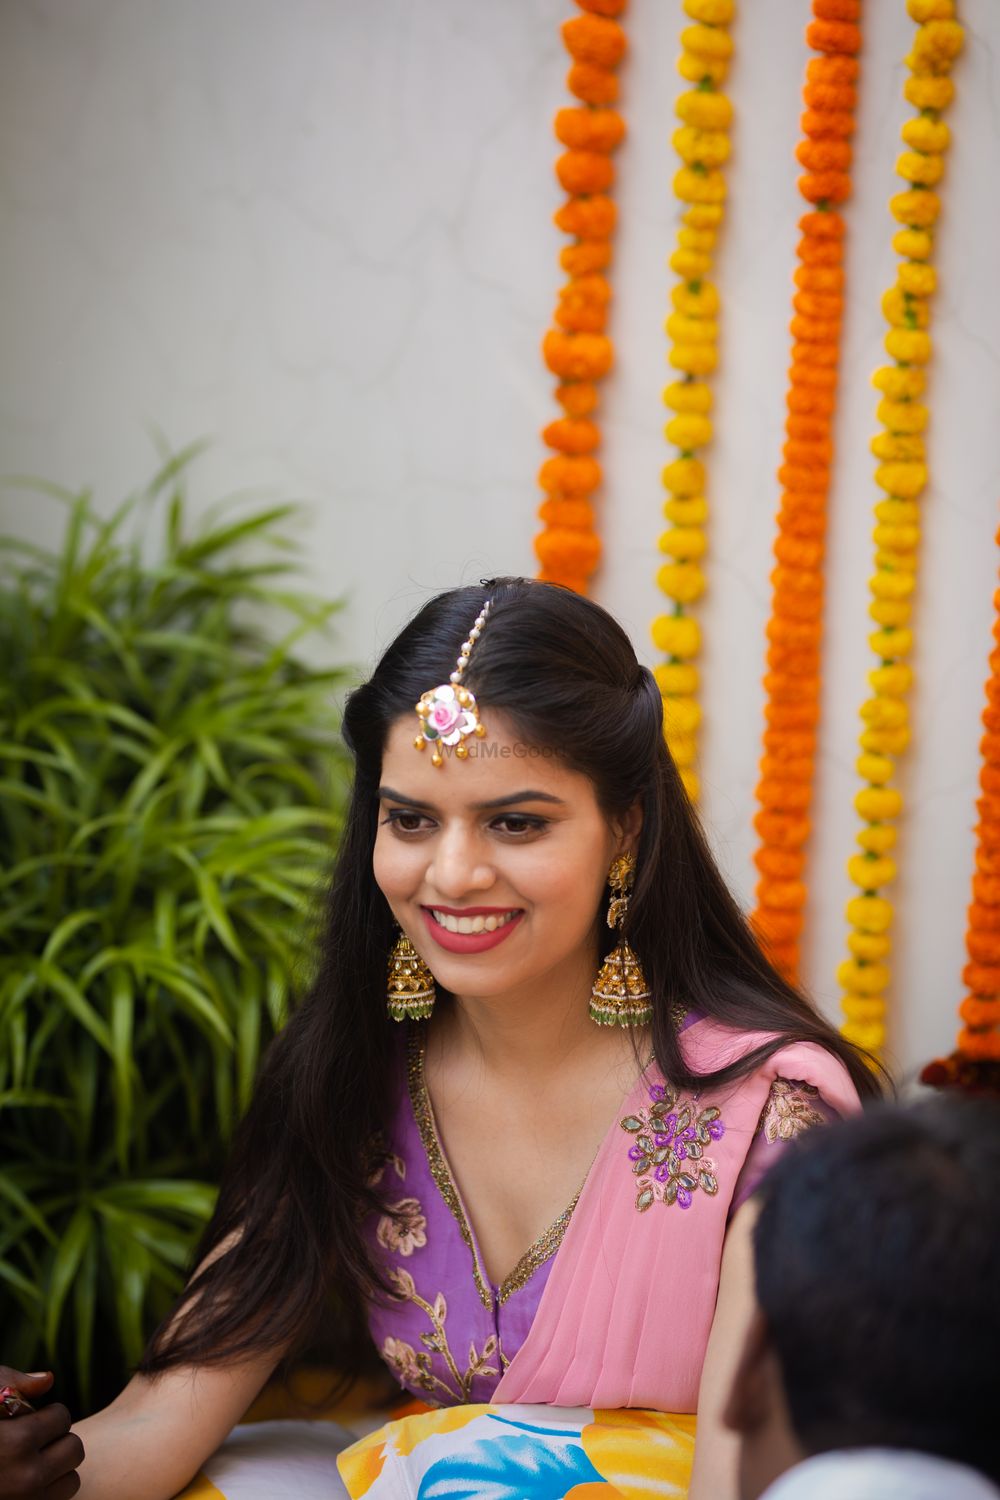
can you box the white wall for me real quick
[1,0,998,1083]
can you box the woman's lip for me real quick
[419,907,524,954]
[421,905,518,917]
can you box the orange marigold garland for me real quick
[535,0,628,595]
[922,530,1000,1095]
[749,0,862,980]
[651,0,736,805]
[839,0,964,1055]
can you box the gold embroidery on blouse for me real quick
[382,1268,500,1404]
[756,1077,827,1143]
[406,1027,581,1310]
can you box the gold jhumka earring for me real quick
[386,929,436,1022]
[590,852,652,1027]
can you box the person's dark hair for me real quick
[753,1096,1000,1485]
[141,576,882,1378]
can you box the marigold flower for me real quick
[539,455,602,495]
[855,785,904,821]
[673,126,731,169]
[542,330,614,381]
[903,74,954,110]
[881,287,929,329]
[651,614,701,658]
[556,149,615,195]
[567,62,619,106]
[662,457,705,495]
[672,281,720,316]
[842,996,887,1024]
[662,694,703,736]
[663,495,709,526]
[800,108,854,140]
[877,398,929,434]
[892,227,934,261]
[555,380,599,417]
[554,196,617,237]
[871,434,925,464]
[885,327,932,363]
[798,171,852,204]
[968,930,1000,965]
[554,106,626,153]
[537,496,595,530]
[868,627,913,659]
[669,342,718,376]
[896,262,937,297]
[684,0,734,20]
[542,417,601,455]
[663,380,713,414]
[848,854,897,890]
[535,527,602,575]
[875,461,928,499]
[674,166,727,204]
[796,138,853,173]
[560,242,613,277]
[664,414,713,450]
[683,202,725,231]
[869,600,912,631]
[657,562,706,605]
[897,150,945,190]
[873,364,926,400]
[753,810,812,850]
[675,89,733,130]
[860,725,911,757]
[794,264,845,295]
[856,752,894,785]
[670,248,712,280]
[665,312,719,345]
[907,0,955,18]
[848,931,892,960]
[562,13,627,67]
[890,188,941,227]
[677,51,728,86]
[868,663,913,696]
[659,526,708,563]
[906,19,965,75]
[654,662,699,696]
[755,847,807,880]
[806,18,862,53]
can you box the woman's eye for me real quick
[493,815,547,836]
[383,810,431,833]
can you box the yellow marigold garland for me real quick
[535,0,629,596]
[652,0,736,805]
[750,0,862,982]
[839,0,964,1055]
[922,529,1000,1095]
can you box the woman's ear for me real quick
[613,799,644,856]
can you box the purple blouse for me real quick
[362,1021,837,1407]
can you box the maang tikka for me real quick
[590,852,653,1027]
[413,600,492,767]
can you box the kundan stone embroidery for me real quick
[620,1080,725,1212]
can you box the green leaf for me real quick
[45,1204,93,1354]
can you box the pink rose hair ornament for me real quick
[414,600,491,766]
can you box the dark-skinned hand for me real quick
[0,1370,84,1500]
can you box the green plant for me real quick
[0,448,351,1410]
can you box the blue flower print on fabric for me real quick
[416,1414,603,1499]
[620,1079,725,1212]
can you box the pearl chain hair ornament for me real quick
[413,600,492,767]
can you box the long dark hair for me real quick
[141,577,884,1377]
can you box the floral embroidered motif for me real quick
[620,1081,725,1212]
[367,1139,406,1189]
[376,1197,428,1257]
[757,1078,826,1144]
[382,1267,500,1404]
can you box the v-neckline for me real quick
[405,1025,648,1312]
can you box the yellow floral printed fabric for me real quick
[337,1403,697,1499]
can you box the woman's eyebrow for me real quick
[377,786,566,811]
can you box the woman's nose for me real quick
[427,827,495,899]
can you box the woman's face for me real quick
[373,709,638,1005]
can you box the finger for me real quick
[17,1402,74,1447]
[0,1366,54,1394]
[36,1431,85,1486]
[44,1475,82,1500]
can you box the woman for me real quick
[28,578,881,1498]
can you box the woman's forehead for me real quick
[379,710,591,805]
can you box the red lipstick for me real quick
[420,906,524,954]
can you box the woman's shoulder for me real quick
[677,1011,862,1119]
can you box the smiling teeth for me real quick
[431,910,519,935]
